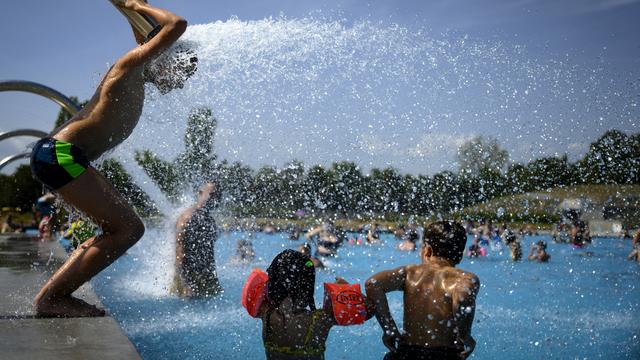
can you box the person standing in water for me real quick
[30,0,196,317]
[528,240,550,263]
[174,182,222,297]
[366,221,480,360]
[627,229,640,263]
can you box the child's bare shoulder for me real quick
[447,268,480,292]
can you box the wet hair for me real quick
[144,44,198,93]
[199,182,220,211]
[421,221,467,265]
[267,249,316,312]
[299,243,312,256]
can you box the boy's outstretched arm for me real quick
[365,267,407,352]
[116,0,187,69]
[453,273,480,359]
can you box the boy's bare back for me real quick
[366,221,479,359]
[53,63,146,161]
[402,263,479,350]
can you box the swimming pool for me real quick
[91,229,640,359]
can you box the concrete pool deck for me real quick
[0,234,141,360]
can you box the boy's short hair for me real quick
[422,221,467,264]
[144,44,198,93]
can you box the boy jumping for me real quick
[31,0,196,317]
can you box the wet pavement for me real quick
[0,234,140,359]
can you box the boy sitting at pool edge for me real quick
[366,221,480,360]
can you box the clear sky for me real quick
[1,0,639,175]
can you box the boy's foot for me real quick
[35,296,106,318]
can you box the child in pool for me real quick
[31,0,196,317]
[366,221,480,360]
[251,249,372,359]
[528,240,550,263]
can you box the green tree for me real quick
[136,107,218,202]
[456,136,509,175]
[215,160,254,215]
[278,160,306,215]
[631,133,640,184]
[0,165,42,209]
[175,107,218,188]
[53,96,87,129]
[525,155,572,191]
[579,130,636,184]
[134,150,181,200]
[97,159,158,217]
[330,161,364,215]
[369,167,403,214]
[430,171,458,214]
[252,166,280,216]
[305,165,333,214]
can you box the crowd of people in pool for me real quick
[230,216,637,359]
[2,1,638,357]
[229,216,615,267]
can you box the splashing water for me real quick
[112,17,629,179]
[89,17,640,360]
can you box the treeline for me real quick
[208,130,639,220]
[2,99,638,224]
[0,165,42,210]
[136,108,638,220]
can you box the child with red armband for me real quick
[242,249,373,359]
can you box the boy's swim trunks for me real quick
[30,137,89,190]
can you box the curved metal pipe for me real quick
[0,80,81,172]
[0,152,30,171]
[0,80,80,116]
[0,129,48,142]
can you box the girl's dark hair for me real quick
[267,249,316,312]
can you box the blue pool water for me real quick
[91,230,640,359]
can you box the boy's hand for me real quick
[382,330,401,352]
[459,337,476,359]
[116,0,145,10]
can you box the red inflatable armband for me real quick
[241,268,268,318]
[323,283,367,325]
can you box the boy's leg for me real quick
[34,167,145,317]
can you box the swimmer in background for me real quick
[31,0,195,317]
[502,229,522,262]
[298,243,325,269]
[627,230,640,263]
[394,225,406,241]
[38,216,53,241]
[571,220,590,247]
[174,182,222,297]
[288,223,303,241]
[1,214,23,234]
[367,222,382,244]
[252,250,373,359]
[467,238,483,258]
[366,221,480,360]
[528,240,550,263]
[34,192,56,224]
[305,220,342,256]
[397,224,419,251]
[235,236,256,264]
